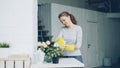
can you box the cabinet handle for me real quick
[88,44,91,48]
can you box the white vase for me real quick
[0,48,11,58]
[34,49,45,64]
[37,49,45,63]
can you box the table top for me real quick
[31,58,84,68]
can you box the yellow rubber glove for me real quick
[64,44,75,51]
[55,37,65,46]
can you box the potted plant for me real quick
[0,42,10,57]
[0,42,10,48]
[37,41,63,63]
[37,37,76,63]
[45,42,63,63]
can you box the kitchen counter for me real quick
[31,58,84,68]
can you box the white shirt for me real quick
[57,25,82,56]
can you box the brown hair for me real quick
[58,11,77,24]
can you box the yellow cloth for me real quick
[64,44,75,51]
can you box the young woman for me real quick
[57,11,83,63]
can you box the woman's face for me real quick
[59,16,71,27]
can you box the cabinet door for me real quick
[15,61,23,68]
[0,60,4,68]
[86,22,99,67]
[6,61,14,68]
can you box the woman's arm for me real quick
[57,29,63,38]
[75,26,82,49]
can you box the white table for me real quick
[31,58,84,68]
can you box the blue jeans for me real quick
[61,56,83,63]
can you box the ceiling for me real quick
[86,0,120,12]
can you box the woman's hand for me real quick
[74,45,79,50]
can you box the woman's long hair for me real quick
[58,11,77,24]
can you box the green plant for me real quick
[0,42,10,48]
[37,41,63,59]
[45,45,63,59]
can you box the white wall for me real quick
[98,13,120,64]
[97,12,107,66]
[103,19,120,64]
[38,0,87,8]
[0,0,37,57]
